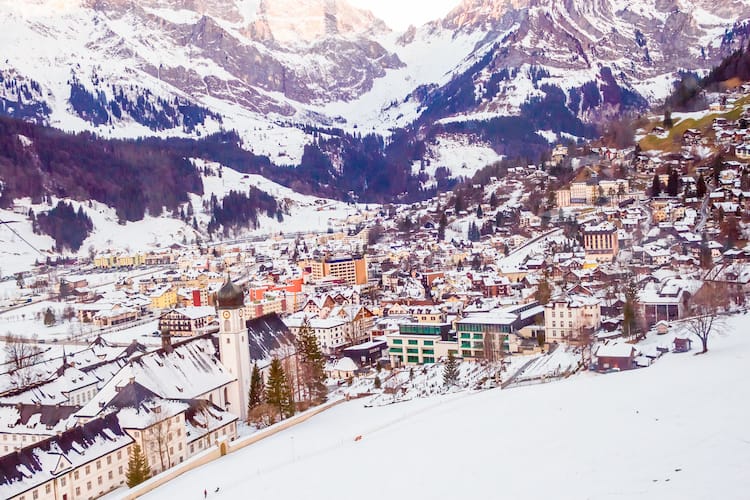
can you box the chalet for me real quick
[595,343,640,372]
[158,306,216,337]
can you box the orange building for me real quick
[303,255,368,286]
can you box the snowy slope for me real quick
[142,313,750,500]
[0,163,364,274]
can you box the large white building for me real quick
[544,292,602,343]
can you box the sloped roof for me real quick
[246,313,297,364]
[0,413,131,498]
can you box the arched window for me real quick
[224,320,230,332]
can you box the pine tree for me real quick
[443,352,459,387]
[623,279,640,338]
[651,173,662,197]
[700,233,713,269]
[489,192,498,209]
[476,205,483,218]
[535,278,552,305]
[437,212,447,241]
[248,363,264,415]
[43,308,56,326]
[663,109,673,129]
[266,358,295,420]
[282,373,296,419]
[126,443,151,488]
[696,173,707,198]
[454,193,464,213]
[667,168,679,197]
[296,318,327,404]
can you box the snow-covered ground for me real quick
[141,315,750,500]
[193,161,364,236]
[0,162,368,275]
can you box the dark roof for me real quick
[245,313,296,361]
[107,381,161,410]
[217,277,244,309]
[183,399,230,429]
[0,403,80,427]
[0,413,129,488]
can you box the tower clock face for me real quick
[222,311,231,319]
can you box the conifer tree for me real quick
[248,363,264,415]
[282,373,296,419]
[535,278,552,305]
[651,173,662,197]
[623,279,640,338]
[476,205,483,218]
[43,308,56,326]
[266,358,295,420]
[443,353,460,387]
[667,168,679,197]
[437,212,447,241]
[126,443,151,488]
[489,192,498,209]
[696,173,707,198]
[296,318,327,404]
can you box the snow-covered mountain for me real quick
[2,0,747,141]
[0,0,749,234]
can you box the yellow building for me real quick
[150,286,178,310]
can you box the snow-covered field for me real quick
[141,315,750,500]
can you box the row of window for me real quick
[391,338,435,346]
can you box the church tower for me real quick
[217,276,251,421]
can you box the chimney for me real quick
[161,329,173,353]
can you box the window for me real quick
[118,466,123,475]
[45,485,51,494]
[74,471,79,480]
[76,488,81,496]
[108,471,113,480]
[61,478,66,486]
[97,460,101,469]
[98,476,103,485]
[392,339,403,345]
[33,490,38,499]
[87,481,92,490]
[407,339,418,345]
[107,456,112,465]
[85,465,90,475]
[423,340,434,346]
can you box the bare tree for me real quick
[4,333,42,372]
[482,331,504,384]
[685,282,729,354]
[572,325,595,369]
[151,411,176,473]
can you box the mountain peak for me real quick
[441,0,530,30]
[248,0,389,43]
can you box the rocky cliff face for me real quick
[0,0,748,153]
